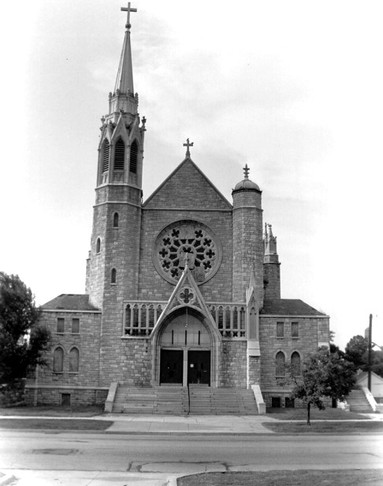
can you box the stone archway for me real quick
[154,307,218,387]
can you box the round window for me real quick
[154,221,221,285]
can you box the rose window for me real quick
[154,221,221,285]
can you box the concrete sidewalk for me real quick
[1,412,382,436]
[0,413,276,434]
[103,413,276,434]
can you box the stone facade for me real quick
[27,11,330,409]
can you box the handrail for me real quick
[187,383,190,415]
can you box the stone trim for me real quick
[41,309,102,314]
[232,205,260,210]
[96,182,139,189]
[261,314,330,318]
[25,385,109,390]
[261,387,294,392]
[143,208,233,213]
[93,200,141,209]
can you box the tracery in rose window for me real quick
[154,221,221,285]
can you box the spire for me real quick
[264,224,279,263]
[114,3,136,95]
[109,3,138,115]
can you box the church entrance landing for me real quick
[158,309,212,387]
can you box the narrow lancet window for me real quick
[111,268,117,284]
[69,347,79,373]
[102,139,110,172]
[53,347,64,373]
[291,352,301,376]
[113,212,119,228]
[275,351,285,377]
[114,138,125,170]
[129,140,138,174]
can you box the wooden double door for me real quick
[160,349,211,386]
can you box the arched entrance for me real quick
[157,308,212,386]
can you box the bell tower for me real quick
[86,3,146,308]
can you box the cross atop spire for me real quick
[183,138,194,158]
[121,2,137,30]
[243,163,250,179]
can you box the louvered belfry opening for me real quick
[102,139,109,172]
[114,138,125,170]
[129,140,138,174]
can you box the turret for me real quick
[232,165,263,305]
[263,223,281,300]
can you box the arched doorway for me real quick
[158,308,212,386]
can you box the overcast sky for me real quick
[1,0,382,349]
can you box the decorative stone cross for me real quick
[183,138,194,158]
[121,2,137,29]
[243,163,250,179]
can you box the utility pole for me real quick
[368,314,373,392]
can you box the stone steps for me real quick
[347,389,373,413]
[111,385,258,415]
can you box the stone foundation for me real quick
[24,386,108,407]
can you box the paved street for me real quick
[1,429,383,485]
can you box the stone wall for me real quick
[219,340,247,387]
[24,386,108,407]
[139,209,233,303]
[259,315,330,389]
[120,339,152,386]
[36,310,102,387]
[248,355,261,386]
[263,263,281,300]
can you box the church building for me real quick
[27,5,329,412]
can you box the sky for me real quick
[0,0,382,350]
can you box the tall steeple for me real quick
[88,3,145,307]
[96,2,146,189]
[109,2,138,117]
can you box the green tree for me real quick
[344,335,369,370]
[0,273,50,389]
[291,347,356,425]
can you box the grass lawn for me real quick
[0,418,113,430]
[177,470,383,486]
[266,407,369,421]
[0,404,104,417]
[263,420,383,434]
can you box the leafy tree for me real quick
[345,334,383,378]
[291,347,356,425]
[344,335,369,370]
[0,272,50,389]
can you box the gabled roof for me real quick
[41,294,100,311]
[143,158,232,210]
[260,299,327,317]
[356,371,383,384]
